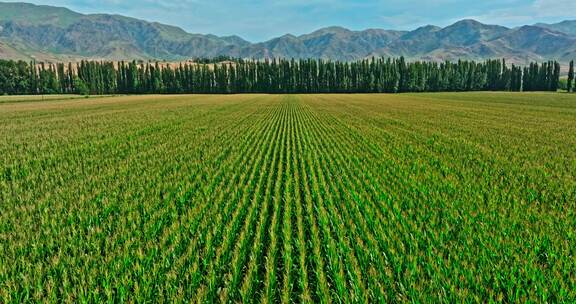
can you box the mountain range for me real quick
[1,2,576,63]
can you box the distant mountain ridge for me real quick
[1,2,576,63]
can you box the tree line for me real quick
[0,58,563,95]
[568,60,576,93]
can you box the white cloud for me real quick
[466,0,576,26]
[533,0,576,16]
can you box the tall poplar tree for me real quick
[568,60,574,93]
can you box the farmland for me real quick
[1,92,575,302]
[0,95,102,104]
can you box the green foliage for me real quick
[568,61,574,93]
[73,77,89,95]
[0,93,575,303]
[0,58,563,96]
[522,61,561,92]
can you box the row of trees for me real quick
[568,60,576,93]
[0,58,563,95]
[522,61,562,92]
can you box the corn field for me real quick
[1,92,575,303]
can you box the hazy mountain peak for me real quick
[0,1,82,27]
[278,33,298,40]
[418,25,442,31]
[311,26,351,34]
[436,19,510,46]
[515,25,568,36]
[400,25,441,40]
[452,19,491,26]
[220,35,250,46]
[534,20,576,36]
[445,19,509,31]
[452,19,482,26]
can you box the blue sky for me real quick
[6,0,576,41]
